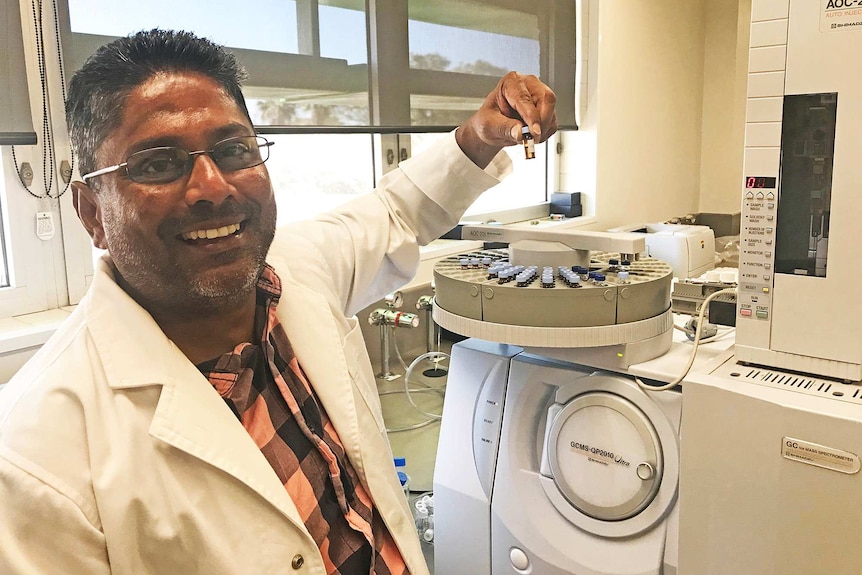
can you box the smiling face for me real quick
[73,71,277,317]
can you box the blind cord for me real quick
[11,0,72,200]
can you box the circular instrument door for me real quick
[546,391,663,521]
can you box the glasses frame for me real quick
[81,135,274,185]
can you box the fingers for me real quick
[495,72,558,144]
[455,71,558,168]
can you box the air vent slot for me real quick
[719,362,862,405]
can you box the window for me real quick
[262,131,553,224]
[409,132,550,216]
[0,0,72,319]
[262,133,376,224]
[0,0,575,320]
[407,0,541,127]
[60,0,575,130]
[68,0,301,53]
[60,0,372,129]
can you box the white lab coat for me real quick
[0,133,511,574]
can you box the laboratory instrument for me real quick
[430,226,722,574]
[679,2,862,573]
[733,0,861,381]
[608,222,716,279]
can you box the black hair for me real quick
[66,29,251,180]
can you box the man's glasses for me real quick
[81,135,274,185]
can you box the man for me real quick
[0,29,556,574]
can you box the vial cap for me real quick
[521,125,531,135]
[397,471,409,486]
[394,457,406,467]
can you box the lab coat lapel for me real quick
[274,279,426,573]
[148,364,306,527]
[86,259,307,530]
[274,278,363,469]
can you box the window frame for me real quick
[0,1,77,319]
[0,150,60,318]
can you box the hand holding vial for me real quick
[456,71,557,168]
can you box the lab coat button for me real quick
[291,554,305,569]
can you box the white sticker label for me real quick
[821,0,862,33]
[781,437,861,474]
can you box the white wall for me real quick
[561,0,752,230]
[699,0,751,214]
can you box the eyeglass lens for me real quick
[125,136,269,184]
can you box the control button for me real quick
[767,203,775,209]
[767,192,775,200]
[765,263,772,269]
[766,228,774,234]
[746,191,755,199]
[510,547,530,571]
[756,310,769,319]
[766,215,774,221]
[762,287,770,293]
[763,275,771,281]
[637,462,656,480]
[765,239,773,245]
[756,191,765,199]
[764,252,772,257]
[740,308,753,317]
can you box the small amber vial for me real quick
[521,125,535,159]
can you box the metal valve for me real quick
[384,291,403,308]
[416,294,433,310]
[370,292,420,381]
[368,308,420,328]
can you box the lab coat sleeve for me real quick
[0,450,111,574]
[275,131,512,316]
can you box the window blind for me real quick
[0,0,36,145]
